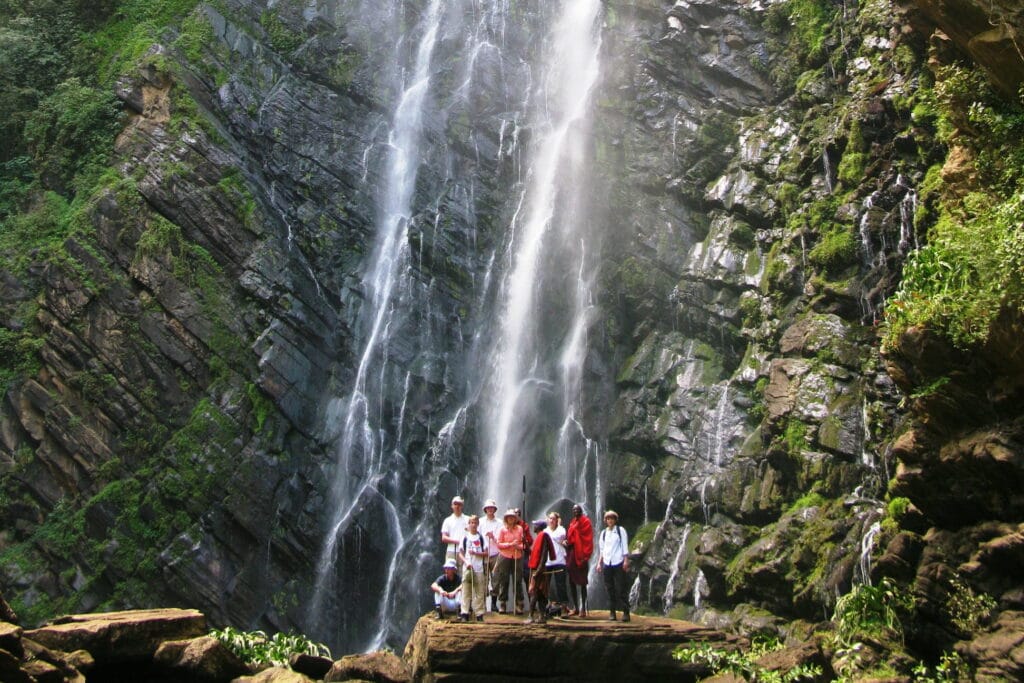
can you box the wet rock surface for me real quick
[404,612,742,682]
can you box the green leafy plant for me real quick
[673,637,822,682]
[912,651,971,682]
[945,578,996,634]
[833,577,914,646]
[210,627,331,668]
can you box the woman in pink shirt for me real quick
[491,509,524,614]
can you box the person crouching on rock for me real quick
[526,519,556,624]
[597,510,631,623]
[458,515,488,622]
[431,559,462,619]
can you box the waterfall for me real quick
[483,0,605,507]
[309,0,445,646]
[662,522,692,614]
[693,568,708,610]
[896,175,918,255]
[857,520,882,587]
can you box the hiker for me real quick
[478,499,502,611]
[493,508,525,614]
[565,503,593,617]
[431,559,462,619]
[597,510,631,622]
[544,511,568,614]
[440,495,468,563]
[514,507,532,613]
[458,515,488,622]
[526,519,557,624]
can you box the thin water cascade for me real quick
[483,0,605,506]
[693,568,709,610]
[662,522,692,614]
[896,175,918,255]
[857,520,882,587]
[822,148,834,194]
[309,0,445,646]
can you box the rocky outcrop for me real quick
[909,0,1024,98]
[403,613,743,682]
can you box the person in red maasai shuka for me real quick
[526,520,556,624]
[565,503,594,617]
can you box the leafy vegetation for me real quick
[832,577,914,647]
[673,636,822,682]
[210,627,331,668]
[885,67,1024,349]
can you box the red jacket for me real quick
[567,514,594,567]
[528,529,556,570]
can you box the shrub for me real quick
[833,577,914,646]
[22,78,121,192]
[210,627,331,667]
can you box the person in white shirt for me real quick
[440,495,468,562]
[596,509,631,622]
[478,499,502,611]
[544,511,568,613]
[457,515,488,622]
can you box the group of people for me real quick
[429,496,633,624]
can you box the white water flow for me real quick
[662,522,692,614]
[484,0,604,506]
[310,0,444,631]
[858,520,882,587]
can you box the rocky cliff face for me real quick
[1,0,1022,676]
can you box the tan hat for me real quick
[603,510,618,519]
[483,499,498,511]
[451,495,464,505]
[503,508,518,520]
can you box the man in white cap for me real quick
[441,495,468,563]
[478,499,502,611]
[597,509,631,622]
[430,559,462,619]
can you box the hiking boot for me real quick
[623,612,631,623]
[476,615,484,622]
[435,607,444,620]
[608,611,617,621]
[458,613,469,622]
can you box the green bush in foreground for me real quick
[210,627,331,668]
[673,636,821,682]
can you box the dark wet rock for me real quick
[153,635,250,682]
[325,650,409,682]
[288,651,333,680]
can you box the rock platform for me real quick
[404,611,743,682]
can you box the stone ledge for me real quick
[404,612,742,682]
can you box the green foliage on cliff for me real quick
[885,67,1024,349]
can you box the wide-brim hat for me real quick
[483,499,498,511]
[451,495,464,505]
[503,508,518,520]
[443,559,457,570]
[603,510,619,519]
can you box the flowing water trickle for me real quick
[483,0,605,508]
[662,522,692,614]
[858,520,882,587]
[309,0,445,648]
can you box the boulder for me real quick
[403,612,741,682]
[153,634,250,681]
[0,621,23,658]
[24,608,205,665]
[0,648,34,683]
[325,650,409,682]
[957,610,1024,681]
[290,651,334,680]
[232,666,317,683]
